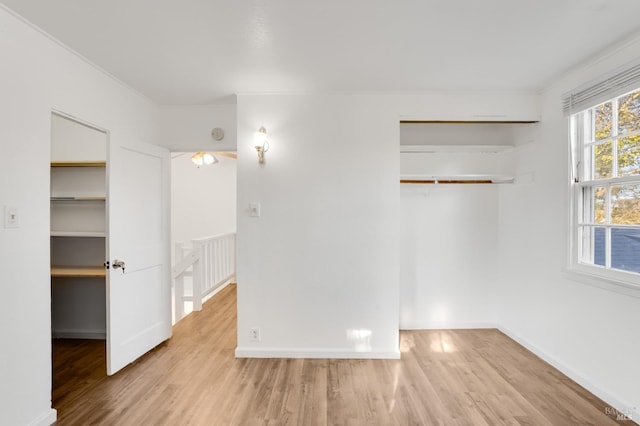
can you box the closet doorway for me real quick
[50,112,172,406]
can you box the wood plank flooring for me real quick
[52,285,630,425]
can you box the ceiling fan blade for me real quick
[213,151,237,159]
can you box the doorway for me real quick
[170,151,237,323]
[51,110,173,410]
[50,112,108,407]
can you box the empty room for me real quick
[0,1,639,425]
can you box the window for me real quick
[570,87,640,285]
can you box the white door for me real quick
[106,133,171,375]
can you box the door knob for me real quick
[113,259,126,273]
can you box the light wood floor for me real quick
[53,284,628,425]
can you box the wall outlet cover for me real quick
[4,205,19,228]
[250,202,261,217]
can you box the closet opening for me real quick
[399,120,538,329]
[50,112,108,407]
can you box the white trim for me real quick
[576,175,640,187]
[28,408,57,426]
[201,279,233,304]
[235,347,401,359]
[562,267,640,299]
[400,322,497,330]
[51,110,107,134]
[499,326,639,423]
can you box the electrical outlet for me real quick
[249,328,261,343]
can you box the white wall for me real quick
[235,94,401,358]
[235,91,539,358]
[51,113,107,161]
[0,7,157,425]
[401,151,507,177]
[497,34,640,419]
[400,184,499,329]
[400,122,536,147]
[171,153,237,246]
[157,105,237,152]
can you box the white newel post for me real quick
[192,241,204,311]
[174,242,186,320]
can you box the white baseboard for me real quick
[235,347,401,359]
[499,326,639,423]
[400,321,497,330]
[29,408,56,426]
[202,279,233,304]
[52,329,106,339]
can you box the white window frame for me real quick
[568,89,640,291]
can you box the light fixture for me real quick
[191,152,218,167]
[254,126,269,164]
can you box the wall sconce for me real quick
[254,126,269,164]
[191,152,218,167]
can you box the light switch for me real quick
[250,202,261,217]
[4,205,19,228]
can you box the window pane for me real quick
[582,186,606,224]
[594,187,606,224]
[583,146,593,181]
[617,136,640,176]
[594,102,612,141]
[579,226,605,266]
[611,227,640,273]
[611,183,640,225]
[593,142,612,179]
[617,89,640,135]
[594,227,606,267]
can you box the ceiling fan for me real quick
[171,151,237,162]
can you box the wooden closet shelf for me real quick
[50,231,106,237]
[51,266,106,278]
[51,161,106,167]
[400,175,515,184]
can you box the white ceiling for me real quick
[2,0,640,105]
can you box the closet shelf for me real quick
[51,265,106,278]
[51,231,106,237]
[400,174,514,184]
[51,161,106,167]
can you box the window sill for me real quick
[562,266,640,299]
